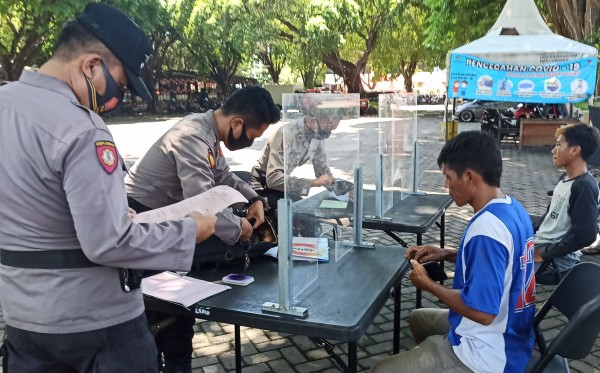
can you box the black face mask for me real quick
[308,119,332,140]
[227,123,254,150]
[309,129,332,140]
[85,61,124,115]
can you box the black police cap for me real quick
[77,3,153,101]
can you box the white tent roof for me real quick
[487,0,551,36]
[451,0,597,65]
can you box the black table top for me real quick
[293,190,453,234]
[144,245,409,342]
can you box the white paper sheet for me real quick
[142,271,230,308]
[133,185,247,224]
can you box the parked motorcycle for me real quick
[480,107,520,142]
[513,103,542,126]
[166,97,187,114]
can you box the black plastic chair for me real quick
[589,105,600,130]
[526,262,600,372]
[535,259,564,285]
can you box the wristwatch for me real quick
[247,195,269,211]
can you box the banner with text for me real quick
[448,54,597,103]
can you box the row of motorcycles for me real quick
[480,103,566,141]
[166,93,222,114]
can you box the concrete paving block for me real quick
[243,350,283,365]
[266,358,294,372]
[254,337,293,352]
[294,358,335,373]
[280,345,307,365]
[191,355,219,367]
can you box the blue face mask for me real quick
[84,61,124,115]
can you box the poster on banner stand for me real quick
[448,54,597,104]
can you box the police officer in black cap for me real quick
[0,3,216,372]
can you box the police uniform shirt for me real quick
[124,111,258,245]
[0,71,198,334]
[251,117,331,195]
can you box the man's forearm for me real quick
[443,247,458,262]
[426,282,495,325]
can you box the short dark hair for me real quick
[437,131,502,187]
[555,123,600,161]
[221,86,281,129]
[52,20,118,66]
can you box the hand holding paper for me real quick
[133,185,248,224]
[186,212,217,243]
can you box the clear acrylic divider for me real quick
[378,93,417,205]
[281,93,360,300]
[358,114,383,217]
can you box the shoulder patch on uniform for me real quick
[208,149,216,171]
[96,141,118,174]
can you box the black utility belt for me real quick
[0,249,141,292]
[0,249,100,269]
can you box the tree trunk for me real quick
[258,51,282,84]
[400,58,418,93]
[301,69,316,89]
[323,53,366,96]
[268,67,280,84]
[546,0,600,41]
[142,67,157,113]
[403,73,414,93]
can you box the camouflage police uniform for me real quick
[250,117,331,197]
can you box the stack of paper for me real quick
[142,271,230,308]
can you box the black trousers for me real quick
[5,313,157,373]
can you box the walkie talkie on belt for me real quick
[119,268,143,292]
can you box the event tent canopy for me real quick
[447,0,598,104]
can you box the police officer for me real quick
[125,86,280,372]
[249,105,341,226]
[0,3,217,372]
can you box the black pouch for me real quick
[191,217,278,272]
[119,268,143,292]
[422,261,448,282]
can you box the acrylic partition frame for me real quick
[375,93,417,214]
[280,93,361,300]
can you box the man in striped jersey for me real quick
[371,131,535,373]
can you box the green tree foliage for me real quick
[241,3,289,84]
[424,0,599,60]
[423,0,504,63]
[369,5,434,92]
[0,0,85,80]
[255,40,289,85]
[255,0,406,95]
[186,0,254,98]
[137,0,196,111]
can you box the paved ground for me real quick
[1,110,599,372]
